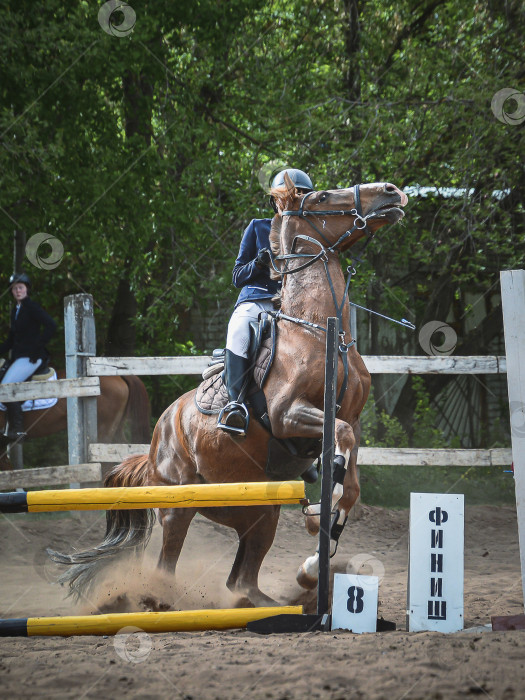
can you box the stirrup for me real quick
[217,402,249,437]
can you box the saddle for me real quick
[29,363,56,381]
[196,314,275,414]
[195,315,322,480]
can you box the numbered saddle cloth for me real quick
[195,325,275,416]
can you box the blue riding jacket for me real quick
[232,218,281,308]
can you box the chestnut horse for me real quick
[0,370,151,469]
[50,176,407,605]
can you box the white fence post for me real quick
[500,270,525,609]
[64,294,98,487]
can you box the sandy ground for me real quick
[1,502,524,699]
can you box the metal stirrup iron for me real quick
[217,401,250,437]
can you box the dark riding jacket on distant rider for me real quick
[220,168,314,437]
[0,272,57,442]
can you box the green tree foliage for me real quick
[1,0,523,427]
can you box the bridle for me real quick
[268,183,379,408]
[270,184,377,276]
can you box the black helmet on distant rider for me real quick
[9,272,31,290]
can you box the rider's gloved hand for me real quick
[255,248,271,269]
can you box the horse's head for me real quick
[270,173,407,255]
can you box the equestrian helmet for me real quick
[271,168,314,192]
[9,272,31,290]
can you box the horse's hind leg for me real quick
[203,504,280,606]
[157,506,197,575]
[229,505,281,606]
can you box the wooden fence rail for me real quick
[88,443,513,468]
[0,377,100,403]
[0,295,514,494]
[86,355,507,377]
[0,464,102,491]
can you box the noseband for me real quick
[272,184,376,276]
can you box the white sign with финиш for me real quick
[408,492,464,633]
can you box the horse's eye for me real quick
[319,192,328,203]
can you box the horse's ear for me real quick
[283,171,295,196]
[270,172,298,213]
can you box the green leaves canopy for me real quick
[0,0,523,428]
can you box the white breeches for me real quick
[226,300,274,358]
[1,357,42,384]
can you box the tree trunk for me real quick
[13,229,26,273]
[105,275,138,356]
[105,68,154,355]
[343,0,363,184]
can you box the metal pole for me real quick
[317,316,339,618]
[501,270,525,608]
[64,294,97,488]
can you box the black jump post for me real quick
[247,317,339,634]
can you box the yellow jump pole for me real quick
[0,481,307,513]
[0,606,303,637]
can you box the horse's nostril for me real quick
[385,184,396,194]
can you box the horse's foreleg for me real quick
[303,417,358,532]
[269,400,360,590]
[297,419,361,590]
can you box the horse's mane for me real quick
[268,176,297,308]
[269,215,282,308]
[269,215,281,270]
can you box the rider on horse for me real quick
[219,168,314,436]
[0,272,57,443]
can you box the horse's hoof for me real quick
[140,595,171,612]
[296,565,318,590]
[232,596,254,608]
[304,513,320,536]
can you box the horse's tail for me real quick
[47,454,155,601]
[121,375,151,443]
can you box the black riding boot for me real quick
[218,350,251,436]
[5,401,26,442]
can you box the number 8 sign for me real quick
[347,585,365,613]
[332,574,378,633]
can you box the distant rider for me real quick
[0,272,57,443]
